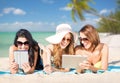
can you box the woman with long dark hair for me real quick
[9,29,43,74]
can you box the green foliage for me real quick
[67,0,96,22]
[67,0,120,34]
[97,10,120,34]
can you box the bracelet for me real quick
[44,64,50,68]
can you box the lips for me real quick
[60,42,68,49]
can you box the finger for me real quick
[12,59,15,62]
[22,64,27,69]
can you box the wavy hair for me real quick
[79,24,100,52]
[52,32,75,68]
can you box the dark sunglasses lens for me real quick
[17,41,29,46]
[83,38,88,41]
[63,38,71,42]
[17,41,22,46]
[80,37,88,41]
[24,41,29,45]
[67,39,71,41]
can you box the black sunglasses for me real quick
[62,37,71,42]
[17,41,29,46]
[79,37,88,42]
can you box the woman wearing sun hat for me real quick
[42,23,78,74]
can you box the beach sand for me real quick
[0,34,120,83]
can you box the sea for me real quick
[0,32,55,57]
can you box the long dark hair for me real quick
[14,29,43,70]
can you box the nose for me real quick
[21,44,26,49]
[63,39,68,44]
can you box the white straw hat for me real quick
[45,23,78,44]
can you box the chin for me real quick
[60,44,67,49]
[60,45,67,49]
[84,46,90,49]
[61,47,66,49]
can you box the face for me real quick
[79,32,91,50]
[60,33,71,49]
[16,37,29,50]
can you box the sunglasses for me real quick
[79,37,88,42]
[17,41,29,46]
[62,37,71,42]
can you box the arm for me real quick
[101,44,109,70]
[38,43,51,67]
[87,44,109,72]
[42,44,53,74]
[9,45,19,74]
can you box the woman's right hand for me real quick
[79,60,92,70]
[10,61,19,74]
[43,65,53,74]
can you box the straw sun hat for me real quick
[45,23,78,44]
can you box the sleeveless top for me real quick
[94,61,102,69]
[35,47,43,70]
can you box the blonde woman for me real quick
[75,24,109,73]
[43,23,77,74]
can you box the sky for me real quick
[0,0,117,32]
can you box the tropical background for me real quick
[0,0,119,33]
[0,0,120,57]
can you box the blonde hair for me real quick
[79,24,100,52]
[52,33,74,68]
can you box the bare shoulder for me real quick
[97,43,108,54]
[95,43,107,50]
[9,45,17,51]
[99,43,108,49]
[75,45,83,55]
[38,43,45,50]
[9,45,17,59]
[75,45,82,51]
[102,43,108,50]
[103,43,108,47]
[46,44,54,52]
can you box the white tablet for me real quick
[14,50,28,69]
[62,55,87,68]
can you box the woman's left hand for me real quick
[22,63,31,73]
[79,60,92,70]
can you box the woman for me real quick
[75,24,109,73]
[43,23,77,74]
[9,29,43,74]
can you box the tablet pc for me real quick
[14,50,28,69]
[62,55,87,68]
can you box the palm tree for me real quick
[96,0,120,34]
[67,0,119,23]
[67,0,96,22]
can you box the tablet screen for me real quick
[14,50,28,69]
[62,55,87,68]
